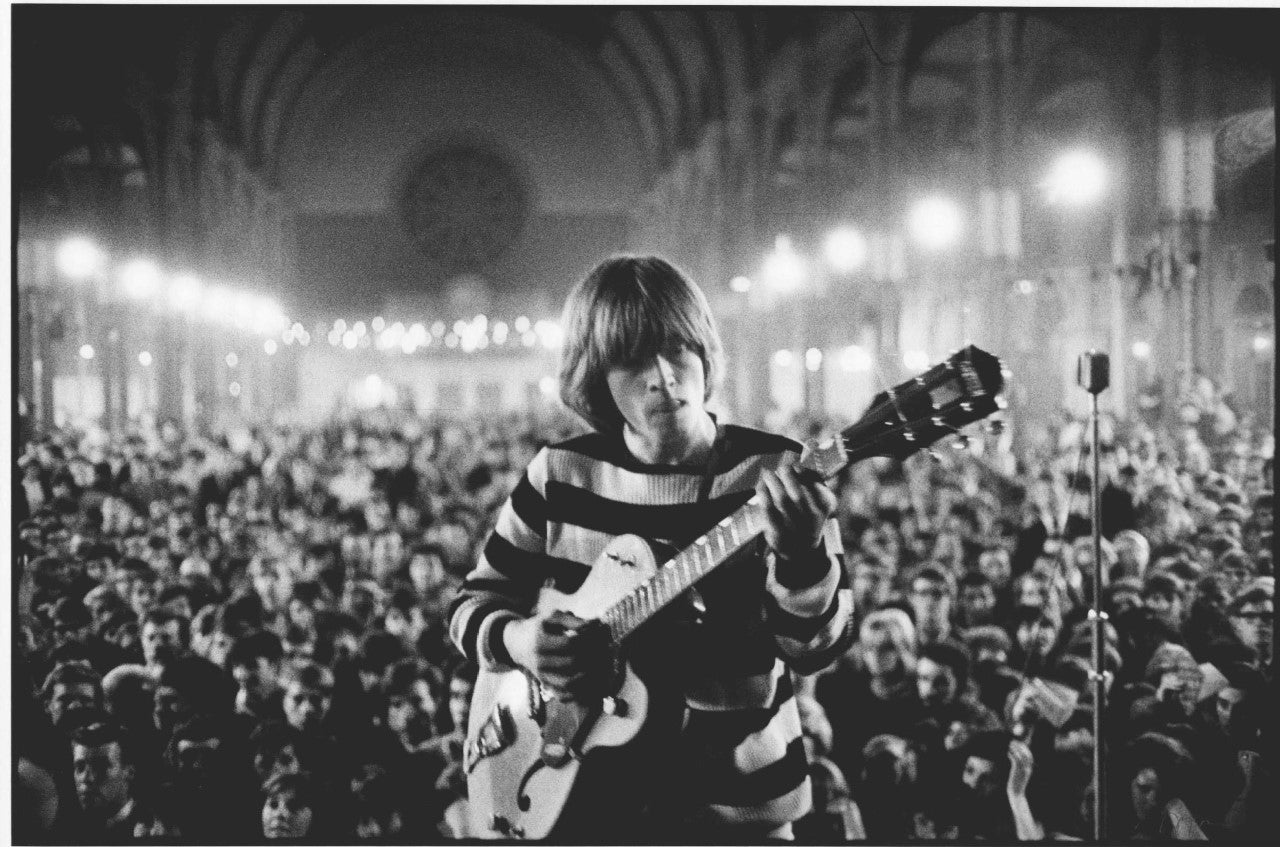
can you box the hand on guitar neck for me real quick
[757,463,839,581]
[502,610,619,701]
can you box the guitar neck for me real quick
[600,495,768,643]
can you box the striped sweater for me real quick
[448,423,854,828]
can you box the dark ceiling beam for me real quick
[245,13,315,173]
[691,12,728,123]
[601,29,673,168]
[638,10,697,149]
[223,11,277,148]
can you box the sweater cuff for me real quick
[477,609,523,670]
[771,546,833,590]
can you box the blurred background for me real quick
[11,5,1275,436]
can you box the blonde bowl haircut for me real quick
[558,255,725,434]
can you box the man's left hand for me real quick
[758,465,838,565]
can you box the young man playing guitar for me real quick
[449,255,855,841]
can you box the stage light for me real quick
[515,316,531,334]
[840,345,872,373]
[805,348,824,372]
[371,316,386,333]
[539,376,557,397]
[536,320,564,350]
[1045,149,1107,206]
[264,339,278,355]
[446,334,460,348]
[773,350,794,368]
[229,382,241,397]
[432,321,446,337]
[493,321,509,344]
[342,330,358,350]
[903,349,930,372]
[1016,279,1035,296]
[225,353,239,368]
[763,235,806,292]
[79,344,96,360]
[522,332,537,347]
[138,351,152,367]
[1132,340,1152,359]
[730,276,753,293]
[353,321,367,337]
[1253,335,1272,353]
[825,228,868,272]
[56,237,104,280]
[908,198,963,251]
[120,258,162,300]
[168,274,203,312]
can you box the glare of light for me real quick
[79,344,95,360]
[763,235,807,292]
[251,297,285,335]
[328,330,341,347]
[401,336,418,354]
[298,332,311,347]
[840,345,872,372]
[1253,335,1272,353]
[334,319,347,334]
[371,316,386,333]
[1044,149,1107,206]
[461,334,478,353]
[1132,340,1152,359]
[730,276,753,293]
[409,323,426,340]
[903,349,930,372]
[805,347,824,372]
[229,382,241,397]
[535,320,564,350]
[204,286,234,323]
[431,321,446,337]
[453,320,468,336]
[264,339,278,355]
[353,321,367,337]
[493,321,509,344]
[446,333,460,348]
[539,376,557,397]
[825,228,868,272]
[474,314,488,331]
[365,374,382,390]
[231,291,257,329]
[522,332,537,347]
[283,327,295,345]
[292,322,305,335]
[168,274,204,312]
[515,316,531,334]
[1016,279,1035,296]
[477,336,489,350]
[342,330,358,350]
[56,237,105,280]
[120,258,163,299]
[225,353,239,368]
[773,350,794,368]
[138,351,152,367]
[908,198,963,250]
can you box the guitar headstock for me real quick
[807,345,1006,474]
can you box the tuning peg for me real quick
[951,434,970,450]
[995,395,1008,410]
[985,419,1006,435]
[926,449,944,463]
[903,430,917,442]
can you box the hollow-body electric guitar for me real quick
[463,345,1007,838]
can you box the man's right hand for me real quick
[503,610,617,700]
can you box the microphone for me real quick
[1077,351,1110,395]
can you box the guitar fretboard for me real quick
[599,495,767,643]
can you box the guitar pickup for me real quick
[464,703,515,774]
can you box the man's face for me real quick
[1130,767,1162,826]
[386,679,435,739]
[959,584,996,626]
[1231,600,1274,663]
[851,562,891,612]
[73,741,132,815]
[961,755,999,799]
[208,631,237,669]
[1016,618,1058,657]
[262,789,313,839]
[909,579,950,634]
[49,682,98,728]
[254,744,301,783]
[863,629,903,678]
[408,553,445,593]
[233,657,280,705]
[1215,686,1245,731]
[916,657,958,709]
[1144,591,1185,631]
[129,580,156,617]
[283,683,331,733]
[605,343,708,449]
[153,684,191,734]
[141,619,184,666]
[978,550,1011,590]
[449,676,474,733]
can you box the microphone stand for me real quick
[1078,351,1110,841]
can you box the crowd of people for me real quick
[12,380,1274,842]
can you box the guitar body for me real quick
[464,535,656,839]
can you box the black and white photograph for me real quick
[7,3,1276,843]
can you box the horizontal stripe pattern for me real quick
[448,423,854,826]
